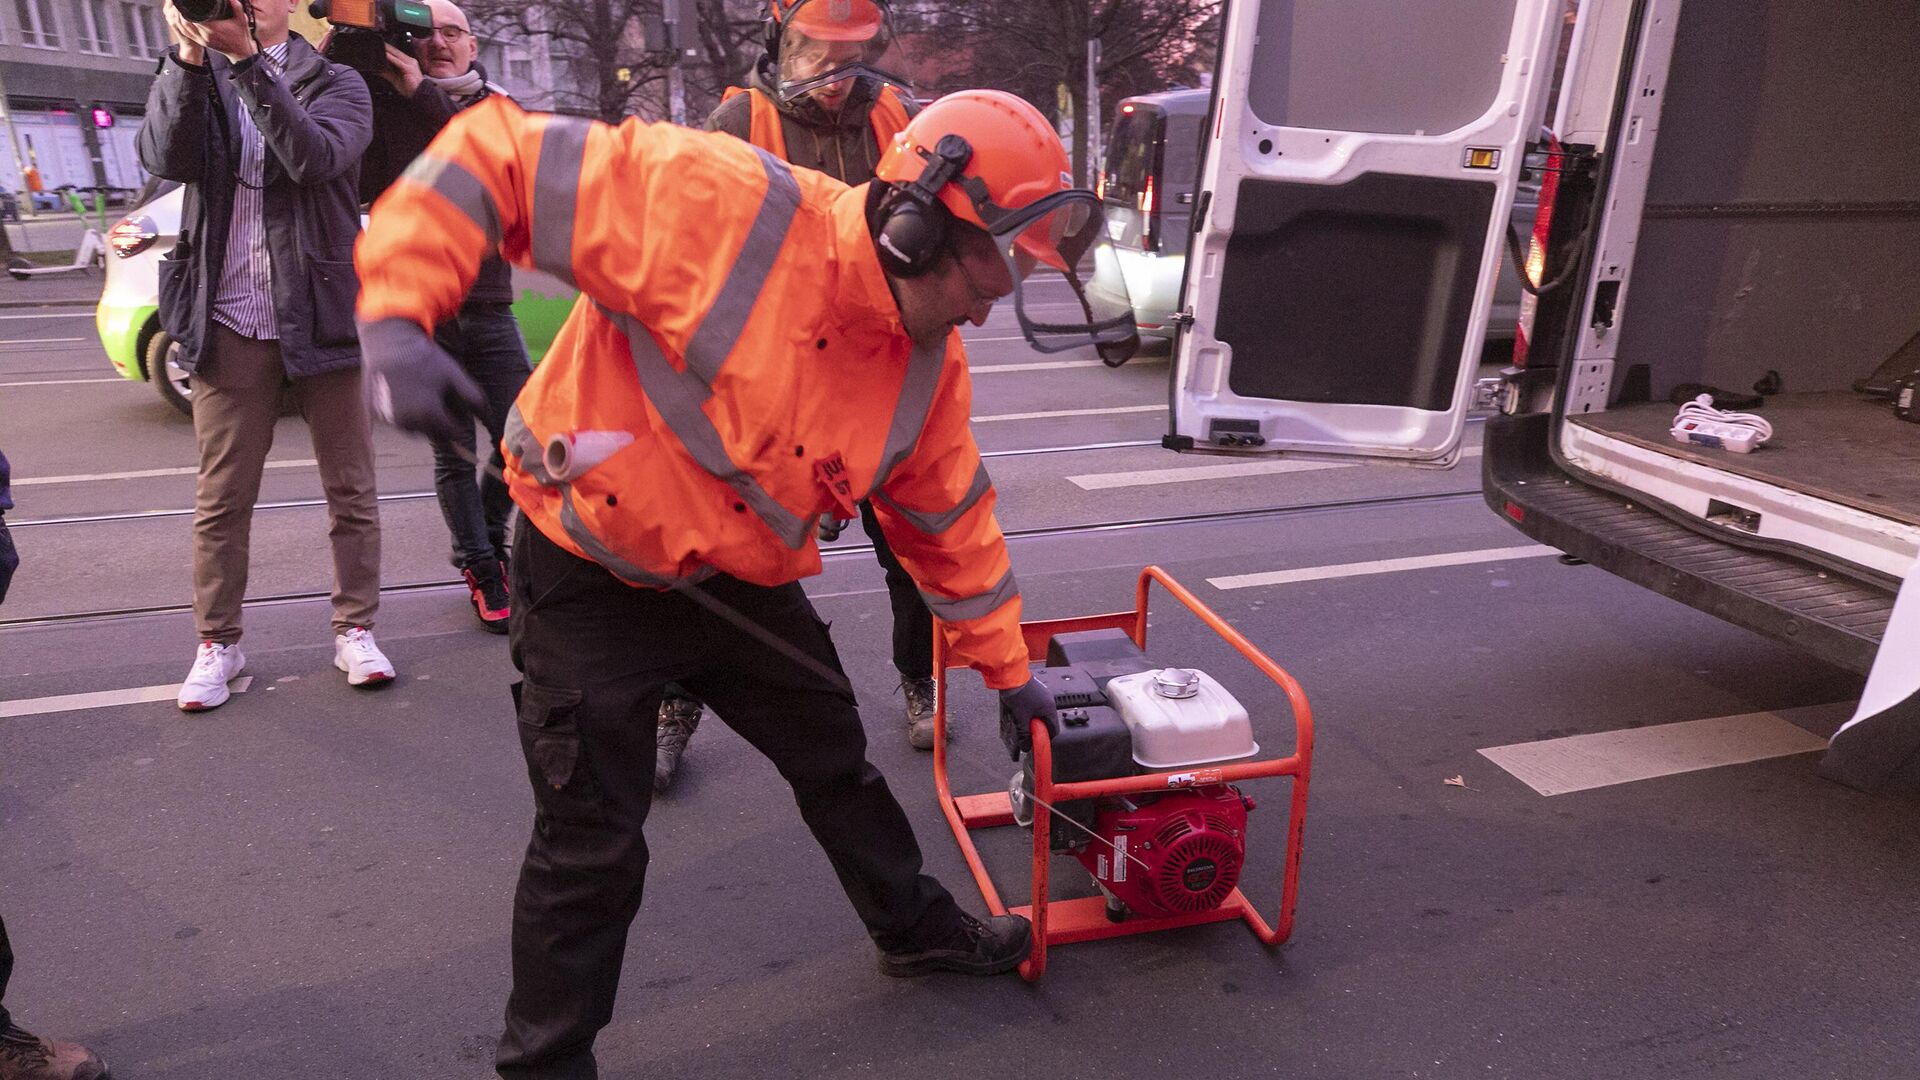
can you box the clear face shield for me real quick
[774,0,906,108]
[984,190,1139,364]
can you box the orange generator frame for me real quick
[931,566,1314,980]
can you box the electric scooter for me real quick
[5,186,123,280]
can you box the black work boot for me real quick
[879,911,1032,977]
[0,1021,110,1080]
[654,697,704,792]
[902,675,941,751]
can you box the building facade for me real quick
[1,0,165,195]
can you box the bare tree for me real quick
[462,0,666,120]
[897,0,1219,184]
[459,0,768,123]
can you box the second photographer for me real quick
[357,0,529,634]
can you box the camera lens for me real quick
[174,0,233,22]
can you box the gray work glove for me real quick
[359,317,485,444]
[997,677,1059,756]
[817,516,852,543]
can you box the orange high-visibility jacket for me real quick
[356,97,1028,688]
[721,83,913,163]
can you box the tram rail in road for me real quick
[0,486,1482,629]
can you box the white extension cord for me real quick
[1670,394,1773,453]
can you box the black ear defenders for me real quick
[869,133,974,278]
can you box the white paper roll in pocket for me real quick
[544,430,635,482]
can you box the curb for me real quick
[0,299,94,311]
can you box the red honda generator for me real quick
[932,567,1314,980]
[1001,632,1261,922]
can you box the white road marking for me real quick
[15,458,319,486]
[970,358,1106,372]
[1070,444,1482,490]
[970,356,1169,372]
[1476,702,1848,796]
[0,376,124,387]
[0,336,88,346]
[0,676,254,719]
[1208,542,1557,591]
[971,404,1163,424]
[1073,459,1352,490]
[0,311,94,320]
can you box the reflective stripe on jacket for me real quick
[355,97,1028,688]
[720,83,912,168]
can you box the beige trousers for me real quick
[191,321,380,643]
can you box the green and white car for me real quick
[97,180,578,415]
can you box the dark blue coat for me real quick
[137,36,373,377]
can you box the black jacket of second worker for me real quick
[359,68,513,304]
[704,62,917,186]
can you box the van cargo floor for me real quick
[1570,391,1920,527]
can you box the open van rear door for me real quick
[1172,0,1567,463]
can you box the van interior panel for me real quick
[1570,393,1920,529]
[1247,0,1518,137]
[1578,0,1920,529]
[1217,172,1494,409]
[1605,0,1920,399]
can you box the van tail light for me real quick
[109,215,158,259]
[1511,133,1564,369]
[1139,174,1157,253]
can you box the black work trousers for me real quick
[858,500,935,681]
[495,526,966,1079]
[0,914,12,1031]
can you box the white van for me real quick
[1169,0,1920,790]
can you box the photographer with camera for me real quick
[355,0,528,633]
[140,0,395,709]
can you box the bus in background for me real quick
[1091,89,1210,350]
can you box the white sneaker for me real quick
[333,627,396,687]
[178,642,246,712]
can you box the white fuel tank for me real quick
[1103,668,1258,769]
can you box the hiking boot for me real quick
[902,675,942,751]
[879,911,1032,977]
[333,627,396,688]
[654,697,704,792]
[462,563,510,634]
[177,641,246,712]
[0,1021,110,1080]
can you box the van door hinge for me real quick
[1171,308,1195,328]
[1472,377,1506,412]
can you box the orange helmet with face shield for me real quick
[874,89,1078,270]
[872,89,1138,363]
[770,0,887,41]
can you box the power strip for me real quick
[1670,394,1772,454]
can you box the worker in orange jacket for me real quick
[643,0,929,794]
[355,89,1136,1078]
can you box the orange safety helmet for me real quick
[872,89,1138,363]
[875,89,1077,270]
[770,0,888,42]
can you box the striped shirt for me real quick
[210,40,290,341]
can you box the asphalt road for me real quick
[1,294,1911,1079]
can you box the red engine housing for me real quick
[1074,785,1252,918]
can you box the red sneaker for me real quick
[463,566,510,633]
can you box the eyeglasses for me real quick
[953,246,1011,305]
[431,26,471,42]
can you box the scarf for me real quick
[428,63,501,107]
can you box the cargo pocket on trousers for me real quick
[308,258,360,347]
[512,679,603,822]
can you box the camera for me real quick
[171,0,238,23]
[308,0,434,76]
